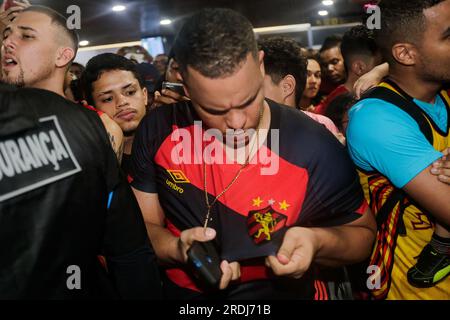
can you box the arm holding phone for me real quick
[132,189,240,290]
[152,81,190,108]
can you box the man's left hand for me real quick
[431,148,450,184]
[219,261,241,290]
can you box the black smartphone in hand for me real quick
[187,240,222,289]
[162,81,185,96]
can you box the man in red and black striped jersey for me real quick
[131,8,376,299]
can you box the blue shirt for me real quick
[347,95,447,188]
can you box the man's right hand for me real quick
[131,191,241,290]
[177,227,217,262]
[177,227,241,290]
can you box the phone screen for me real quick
[162,81,185,96]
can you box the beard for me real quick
[419,57,450,84]
[123,129,135,137]
[121,122,139,137]
[2,67,25,87]
[3,60,54,89]
[422,69,450,84]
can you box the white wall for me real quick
[74,48,117,66]
[73,41,142,66]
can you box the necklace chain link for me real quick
[202,105,265,229]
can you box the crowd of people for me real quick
[0,0,449,300]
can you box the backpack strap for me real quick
[361,85,433,145]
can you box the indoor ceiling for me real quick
[31,0,373,46]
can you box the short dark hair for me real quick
[375,0,445,64]
[172,8,258,79]
[304,49,319,60]
[155,53,168,61]
[71,62,85,70]
[341,25,379,72]
[22,6,79,60]
[304,50,321,69]
[319,34,342,54]
[81,53,145,106]
[258,37,307,106]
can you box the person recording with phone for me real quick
[152,56,190,108]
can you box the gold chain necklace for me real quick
[202,105,265,229]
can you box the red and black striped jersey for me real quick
[131,99,367,297]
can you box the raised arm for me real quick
[353,62,389,99]
[0,0,30,42]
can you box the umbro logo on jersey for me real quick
[165,169,190,194]
[0,116,81,202]
[167,169,190,184]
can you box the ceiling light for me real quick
[79,40,89,47]
[112,5,126,12]
[322,0,334,6]
[318,10,329,16]
[160,19,172,25]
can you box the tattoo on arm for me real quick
[116,139,124,164]
[107,131,124,163]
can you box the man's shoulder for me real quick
[269,100,346,166]
[0,87,113,165]
[273,101,334,139]
[144,101,195,126]
[270,100,322,134]
[349,96,418,126]
[268,99,314,123]
[329,84,349,98]
[347,97,419,147]
[316,85,349,114]
[0,86,96,122]
[135,101,197,148]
